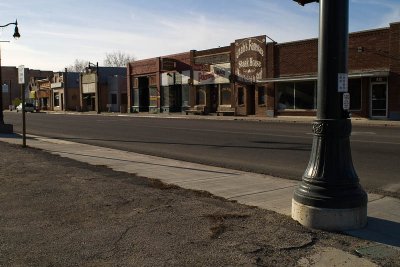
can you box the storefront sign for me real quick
[51,82,63,89]
[82,83,96,94]
[235,36,266,83]
[161,58,176,71]
[194,53,230,65]
[193,63,231,85]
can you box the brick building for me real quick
[261,22,400,120]
[79,66,126,112]
[1,67,53,109]
[125,21,400,120]
[127,52,192,113]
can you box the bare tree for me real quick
[103,51,135,67]
[65,59,89,72]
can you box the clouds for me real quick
[1,0,398,71]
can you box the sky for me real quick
[0,0,399,71]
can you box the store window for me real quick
[54,93,60,107]
[277,83,294,110]
[277,81,316,110]
[111,94,117,105]
[196,87,206,105]
[238,87,244,105]
[348,79,361,110]
[295,81,315,109]
[220,86,232,105]
[258,86,265,105]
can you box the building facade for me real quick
[108,75,127,112]
[79,66,126,112]
[1,67,53,109]
[262,22,400,120]
[127,52,192,113]
[127,21,400,120]
[51,70,80,111]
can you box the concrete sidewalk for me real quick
[1,133,399,261]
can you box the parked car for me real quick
[16,103,35,113]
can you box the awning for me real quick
[258,69,390,83]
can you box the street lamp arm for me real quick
[0,20,20,39]
[0,20,18,28]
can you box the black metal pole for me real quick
[21,83,26,147]
[9,80,12,110]
[0,46,4,125]
[292,0,367,230]
[96,62,100,114]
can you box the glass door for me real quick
[370,83,387,118]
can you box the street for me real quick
[4,112,400,197]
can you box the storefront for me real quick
[35,79,52,110]
[51,71,80,111]
[80,67,126,112]
[80,71,97,112]
[128,53,192,114]
[233,36,268,116]
[126,21,400,120]
[192,63,232,114]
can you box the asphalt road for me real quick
[4,112,400,196]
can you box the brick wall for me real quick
[277,38,318,77]
[349,29,390,71]
[1,67,18,108]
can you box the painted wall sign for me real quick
[161,58,176,71]
[82,83,96,94]
[235,36,266,83]
[194,53,230,65]
[193,63,231,85]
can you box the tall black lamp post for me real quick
[0,20,20,133]
[88,62,100,114]
[291,0,367,230]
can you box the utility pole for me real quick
[291,0,367,231]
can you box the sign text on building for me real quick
[235,36,266,83]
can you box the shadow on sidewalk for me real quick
[347,217,400,248]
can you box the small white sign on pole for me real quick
[343,92,350,110]
[338,73,348,92]
[18,65,25,84]
[2,84,8,93]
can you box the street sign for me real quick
[343,92,350,110]
[2,84,8,93]
[18,65,25,84]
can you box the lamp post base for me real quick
[292,199,367,231]
[0,123,13,134]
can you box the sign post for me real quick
[18,65,26,147]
